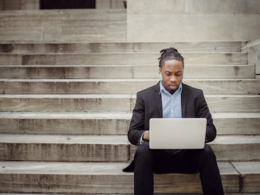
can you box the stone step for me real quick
[0,135,129,162]
[0,21,127,29]
[0,135,259,162]
[0,42,243,54]
[0,161,242,194]
[0,34,127,44]
[0,9,127,16]
[129,135,260,161]
[0,79,259,95]
[0,20,126,43]
[0,65,254,79]
[0,112,259,135]
[0,52,247,65]
[0,94,259,113]
[231,162,260,193]
[0,14,127,22]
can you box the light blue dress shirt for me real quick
[160,81,182,118]
[140,81,182,143]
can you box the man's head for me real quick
[158,47,184,93]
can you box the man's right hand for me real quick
[143,131,150,140]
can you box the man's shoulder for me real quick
[183,83,203,92]
[183,83,204,98]
[136,82,159,97]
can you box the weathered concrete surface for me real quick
[208,136,260,161]
[0,94,259,113]
[0,161,239,193]
[213,113,260,135]
[0,94,134,112]
[128,0,260,14]
[134,65,254,79]
[127,14,260,42]
[185,0,260,14]
[0,9,126,16]
[130,135,260,161]
[0,53,247,65]
[1,79,259,95]
[0,65,254,79]
[0,0,39,10]
[0,112,259,135]
[0,135,129,162]
[0,112,131,135]
[1,135,260,162]
[0,42,243,54]
[232,162,260,193]
[242,37,260,74]
[0,54,21,65]
[0,10,126,42]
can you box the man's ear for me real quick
[159,67,162,74]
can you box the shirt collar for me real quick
[160,80,182,94]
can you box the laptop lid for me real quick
[149,118,207,149]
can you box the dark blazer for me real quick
[128,81,216,146]
[123,81,216,172]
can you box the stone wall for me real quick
[0,0,39,10]
[242,37,260,75]
[127,0,260,42]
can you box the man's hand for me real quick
[143,131,150,140]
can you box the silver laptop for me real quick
[149,118,207,149]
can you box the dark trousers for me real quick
[134,141,224,195]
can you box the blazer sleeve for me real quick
[197,90,217,143]
[127,92,146,146]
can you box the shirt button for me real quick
[171,110,173,112]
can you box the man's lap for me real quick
[135,141,215,174]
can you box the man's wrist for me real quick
[139,131,146,144]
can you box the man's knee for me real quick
[135,142,153,162]
[199,144,216,160]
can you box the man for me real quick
[123,48,224,195]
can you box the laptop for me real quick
[149,118,207,149]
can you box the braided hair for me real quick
[158,47,184,68]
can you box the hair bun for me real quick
[170,47,178,52]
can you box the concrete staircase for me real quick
[0,9,126,43]
[0,10,260,194]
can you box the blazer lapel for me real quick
[154,82,162,118]
[181,83,187,118]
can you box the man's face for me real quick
[159,59,184,93]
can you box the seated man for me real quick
[123,47,224,195]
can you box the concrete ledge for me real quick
[0,10,127,43]
[0,135,260,162]
[0,79,259,95]
[0,9,127,16]
[130,135,260,161]
[0,112,259,135]
[127,14,260,42]
[0,42,243,54]
[0,65,254,79]
[128,0,260,14]
[0,135,130,162]
[0,53,247,65]
[0,161,240,193]
[232,162,260,193]
[0,94,259,113]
